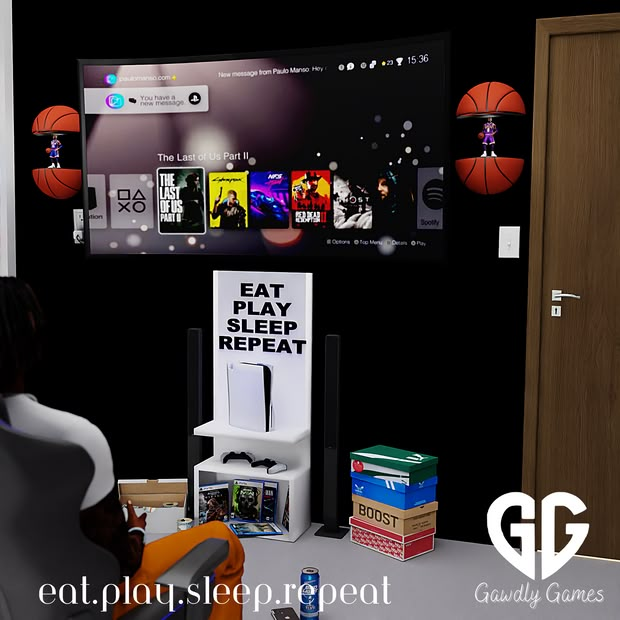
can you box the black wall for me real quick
[11,3,618,545]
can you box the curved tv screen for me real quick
[78,33,449,259]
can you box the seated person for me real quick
[0,276,245,619]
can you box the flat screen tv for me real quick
[78,33,449,259]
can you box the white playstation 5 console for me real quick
[227,362,274,432]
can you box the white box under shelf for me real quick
[194,457,310,543]
[202,271,314,544]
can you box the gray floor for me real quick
[239,523,620,619]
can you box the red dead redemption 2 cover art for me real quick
[291,169,331,228]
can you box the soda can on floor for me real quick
[300,567,319,619]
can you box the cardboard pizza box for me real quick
[118,478,187,536]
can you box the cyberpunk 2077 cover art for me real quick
[208,171,249,230]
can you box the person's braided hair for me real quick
[0,277,46,393]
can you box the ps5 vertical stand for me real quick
[315,334,349,539]
[193,270,313,542]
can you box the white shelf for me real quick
[198,271,313,544]
[195,456,305,482]
[194,420,309,444]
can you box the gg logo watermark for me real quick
[487,492,589,580]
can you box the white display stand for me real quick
[194,270,313,542]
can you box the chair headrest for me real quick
[0,394,10,426]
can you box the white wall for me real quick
[0,0,15,276]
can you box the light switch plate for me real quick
[498,226,520,258]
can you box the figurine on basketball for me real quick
[31,105,81,199]
[47,134,62,168]
[480,117,497,158]
[455,81,526,195]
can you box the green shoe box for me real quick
[351,444,438,485]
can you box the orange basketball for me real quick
[455,157,524,195]
[456,82,526,118]
[45,147,51,154]
[477,132,484,140]
[32,105,80,135]
[32,167,82,199]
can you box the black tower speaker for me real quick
[186,327,205,520]
[315,334,349,538]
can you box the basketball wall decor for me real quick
[31,105,80,135]
[456,81,526,119]
[31,104,82,199]
[454,157,524,196]
[32,167,82,200]
[455,81,526,195]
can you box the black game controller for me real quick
[251,458,287,474]
[221,451,255,464]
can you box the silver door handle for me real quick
[552,289,581,301]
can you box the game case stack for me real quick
[349,445,439,561]
[226,478,282,537]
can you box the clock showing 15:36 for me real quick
[408,53,430,64]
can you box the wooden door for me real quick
[523,13,620,560]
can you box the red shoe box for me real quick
[349,516,435,561]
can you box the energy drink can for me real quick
[300,567,319,619]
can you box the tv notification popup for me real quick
[83,85,209,115]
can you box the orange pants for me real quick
[113,521,245,619]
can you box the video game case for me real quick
[229,521,283,537]
[282,487,290,531]
[198,482,230,524]
[260,480,278,523]
[231,479,263,522]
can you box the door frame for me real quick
[522,12,620,499]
